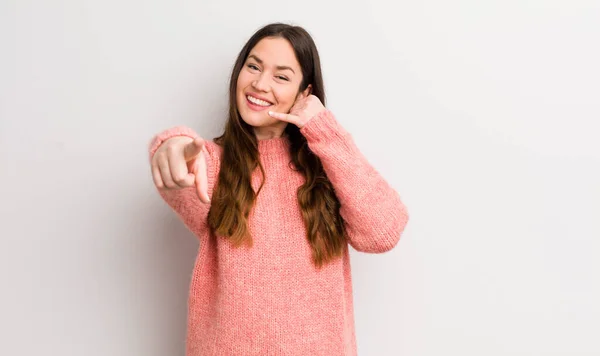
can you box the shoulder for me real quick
[203,138,223,171]
[204,138,222,156]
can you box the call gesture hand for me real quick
[268,94,325,129]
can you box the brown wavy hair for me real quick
[207,23,347,269]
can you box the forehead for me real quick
[247,37,300,69]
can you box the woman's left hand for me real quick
[268,94,325,129]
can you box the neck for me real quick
[253,122,288,141]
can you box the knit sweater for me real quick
[148,109,409,356]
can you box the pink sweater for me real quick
[148,109,409,355]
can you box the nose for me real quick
[251,72,270,92]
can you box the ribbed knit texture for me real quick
[148,109,409,355]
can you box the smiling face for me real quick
[236,36,311,140]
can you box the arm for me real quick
[148,126,218,238]
[299,110,409,253]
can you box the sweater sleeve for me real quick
[148,126,218,239]
[299,109,409,253]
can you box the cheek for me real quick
[236,82,247,106]
[235,80,243,96]
[274,87,298,107]
[236,72,250,92]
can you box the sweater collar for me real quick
[257,135,291,155]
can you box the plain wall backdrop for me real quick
[1,0,599,355]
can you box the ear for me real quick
[298,84,312,99]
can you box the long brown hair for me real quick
[207,23,347,269]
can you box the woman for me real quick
[148,22,409,356]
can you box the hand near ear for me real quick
[268,94,325,129]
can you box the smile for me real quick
[246,95,273,107]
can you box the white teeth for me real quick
[247,95,272,107]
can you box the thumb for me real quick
[193,148,210,204]
[183,137,205,161]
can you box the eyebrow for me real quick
[247,54,296,74]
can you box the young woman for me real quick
[148,22,409,356]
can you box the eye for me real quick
[247,64,259,71]
[277,76,289,81]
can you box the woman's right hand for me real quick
[151,136,210,204]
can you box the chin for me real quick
[239,110,270,127]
